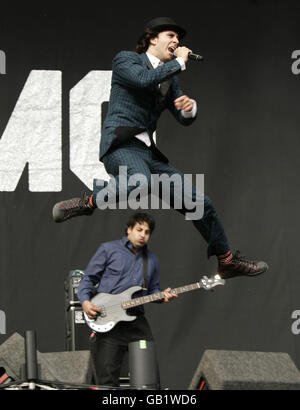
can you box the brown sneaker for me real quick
[52,192,95,223]
[218,250,268,279]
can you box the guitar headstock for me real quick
[200,274,225,290]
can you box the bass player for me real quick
[77,212,177,387]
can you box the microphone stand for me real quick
[24,330,39,389]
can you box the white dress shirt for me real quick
[135,52,197,147]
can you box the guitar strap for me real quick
[142,249,148,290]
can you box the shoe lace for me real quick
[233,250,255,266]
[80,192,89,206]
[65,192,89,214]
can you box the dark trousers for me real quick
[89,315,155,387]
[94,139,230,258]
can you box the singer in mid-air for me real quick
[53,17,268,279]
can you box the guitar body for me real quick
[84,286,142,333]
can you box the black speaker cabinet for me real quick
[0,332,91,385]
[188,349,300,390]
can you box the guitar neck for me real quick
[122,282,201,310]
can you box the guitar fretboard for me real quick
[121,282,201,310]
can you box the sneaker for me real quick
[52,192,94,223]
[218,250,268,279]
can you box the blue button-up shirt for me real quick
[77,236,161,305]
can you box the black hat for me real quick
[145,17,187,39]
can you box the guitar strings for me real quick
[93,287,198,313]
[95,299,159,314]
[91,285,200,320]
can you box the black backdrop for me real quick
[1,0,300,389]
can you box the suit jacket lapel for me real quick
[141,53,153,70]
[160,79,171,97]
[141,53,172,93]
[141,53,172,109]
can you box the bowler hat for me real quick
[145,17,187,39]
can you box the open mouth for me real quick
[168,46,176,55]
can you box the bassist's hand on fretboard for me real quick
[163,287,178,303]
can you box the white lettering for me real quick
[69,71,111,189]
[94,166,204,219]
[291,50,300,75]
[0,50,6,74]
[0,70,62,191]
[102,394,136,407]
[291,310,300,335]
[0,310,6,334]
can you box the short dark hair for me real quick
[134,28,159,54]
[125,212,155,234]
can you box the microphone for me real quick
[188,52,204,61]
[174,50,204,62]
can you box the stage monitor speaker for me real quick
[188,349,300,390]
[0,332,91,385]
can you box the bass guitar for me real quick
[84,274,225,333]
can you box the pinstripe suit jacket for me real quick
[100,51,196,163]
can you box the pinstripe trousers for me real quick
[93,139,230,258]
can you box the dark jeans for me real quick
[93,139,230,258]
[89,315,155,387]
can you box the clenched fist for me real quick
[174,95,194,112]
